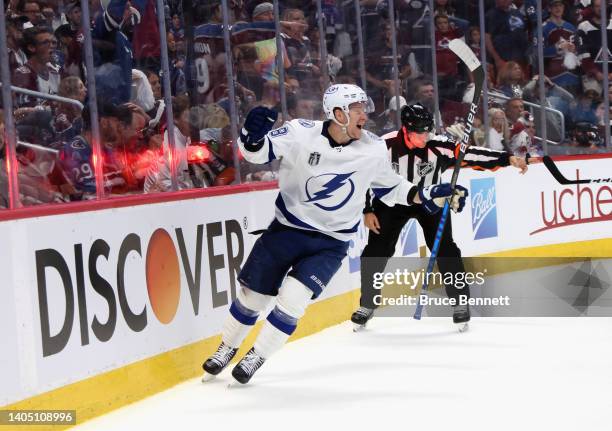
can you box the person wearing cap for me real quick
[251,2,273,22]
[352,103,533,329]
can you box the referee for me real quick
[351,104,531,328]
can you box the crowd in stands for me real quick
[1,0,611,208]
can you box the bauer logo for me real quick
[470,178,498,240]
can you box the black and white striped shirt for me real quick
[365,130,511,211]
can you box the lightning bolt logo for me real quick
[304,172,356,211]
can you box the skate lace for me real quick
[240,351,264,375]
[356,307,373,317]
[211,343,234,366]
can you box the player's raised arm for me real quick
[238,106,296,165]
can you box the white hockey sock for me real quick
[222,287,272,348]
[254,277,312,358]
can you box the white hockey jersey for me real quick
[238,119,419,241]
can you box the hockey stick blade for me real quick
[448,39,480,72]
[542,156,611,185]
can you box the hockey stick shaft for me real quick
[414,39,483,320]
[542,155,611,185]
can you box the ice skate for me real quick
[202,342,238,381]
[351,306,374,331]
[453,304,470,332]
[231,347,266,384]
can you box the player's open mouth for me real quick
[357,124,363,129]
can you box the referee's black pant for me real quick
[360,200,469,308]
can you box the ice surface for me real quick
[74,317,612,431]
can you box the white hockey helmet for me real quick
[322,84,373,122]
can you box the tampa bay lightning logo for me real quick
[304,172,356,211]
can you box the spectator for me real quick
[508,115,543,156]
[7,15,29,71]
[53,76,87,144]
[143,69,166,131]
[504,97,527,129]
[485,107,509,151]
[91,0,140,105]
[496,61,527,98]
[434,14,465,101]
[144,94,193,193]
[407,80,436,113]
[40,2,60,30]
[485,0,529,74]
[57,104,122,198]
[433,0,469,34]
[12,26,61,108]
[366,22,417,112]
[281,8,319,90]
[54,1,82,77]
[542,0,580,94]
[467,26,482,60]
[170,13,185,42]
[569,84,599,127]
[576,0,612,97]
[19,0,44,26]
[167,31,186,95]
[252,2,274,22]
[0,109,74,205]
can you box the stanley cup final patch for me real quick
[308,152,321,166]
[416,161,434,177]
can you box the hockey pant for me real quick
[359,201,469,309]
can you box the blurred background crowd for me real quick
[1,0,611,208]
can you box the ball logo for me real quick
[304,172,356,211]
[470,178,498,240]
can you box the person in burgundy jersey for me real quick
[12,26,61,108]
[542,0,580,93]
[434,14,466,102]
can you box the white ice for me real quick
[74,317,612,431]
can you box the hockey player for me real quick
[201,84,469,384]
[351,104,534,329]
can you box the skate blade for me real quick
[352,322,367,332]
[227,379,247,389]
[456,322,469,333]
[201,373,217,383]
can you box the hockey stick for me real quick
[414,39,484,320]
[542,155,612,185]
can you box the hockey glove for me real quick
[450,185,468,213]
[419,183,469,214]
[240,106,278,149]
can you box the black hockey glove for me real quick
[240,106,278,150]
[419,183,469,214]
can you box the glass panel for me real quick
[0,112,8,209]
[10,17,80,205]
